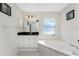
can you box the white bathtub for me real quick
[38,40,79,56]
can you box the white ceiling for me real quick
[16,3,69,12]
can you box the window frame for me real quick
[43,18,55,35]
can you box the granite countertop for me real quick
[17,32,39,35]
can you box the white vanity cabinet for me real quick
[18,36,39,48]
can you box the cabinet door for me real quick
[32,36,39,48]
[18,36,39,48]
[25,36,38,48]
[18,36,25,47]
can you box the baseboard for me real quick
[10,48,19,56]
[18,47,38,51]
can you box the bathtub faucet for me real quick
[70,44,79,50]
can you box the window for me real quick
[43,19,55,34]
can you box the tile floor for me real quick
[15,51,43,56]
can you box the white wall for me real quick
[23,12,61,39]
[38,12,61,40]
[18,12,61,48]
[0,3,23,55]
[60,3,79,47]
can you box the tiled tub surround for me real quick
[38,40,79,56]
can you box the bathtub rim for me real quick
[38,40,76,56]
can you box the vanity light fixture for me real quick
[26,14,35,19]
